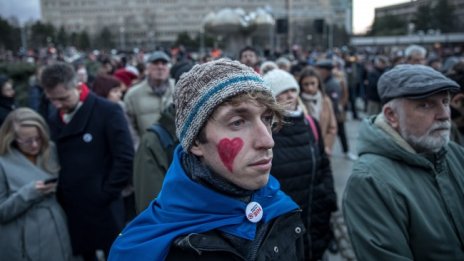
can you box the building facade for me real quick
[40,0,352,51]
[375,0,464,33]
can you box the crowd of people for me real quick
[0,42,463,261]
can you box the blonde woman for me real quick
[0,108,72,261]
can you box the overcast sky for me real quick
[0,0,41,25]
[0,0,409,33]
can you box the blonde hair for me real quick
[0,108,56,172]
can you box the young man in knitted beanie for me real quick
[263,69,337,260]
[109,59,306,260]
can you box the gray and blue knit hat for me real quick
[175,58,273,151]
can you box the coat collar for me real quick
[56,92,97,139]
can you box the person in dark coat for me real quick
[40,63,134,261]
[366,55,389,115]
[264,69,338,261]
[0,75,16,126]
[315,60,357,160]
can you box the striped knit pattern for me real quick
[174,58,273,151]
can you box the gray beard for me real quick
[399,121,451,153]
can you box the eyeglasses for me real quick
[16,136,42,146]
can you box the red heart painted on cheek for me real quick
[218,138,244,172]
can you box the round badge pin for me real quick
[245,201,263,223]
[83,133,93,143]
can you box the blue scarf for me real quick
[108,145,298,261]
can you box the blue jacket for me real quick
[109,145,299,261]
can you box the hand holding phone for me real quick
[43,177,58,184]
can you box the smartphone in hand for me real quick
[43,177,58,184]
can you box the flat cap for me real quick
[147,51,170,63]
[378,64,460,103]
[315,59,334,70]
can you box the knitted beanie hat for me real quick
[175,58,273,151]
[262,69,300,97]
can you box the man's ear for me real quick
[189,140,204,157]
[451,93,464,108]
[383,105,399,129]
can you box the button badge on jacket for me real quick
[83,133,93,143]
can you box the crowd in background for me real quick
[0,41,463,261]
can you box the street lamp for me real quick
[119,26,126,50]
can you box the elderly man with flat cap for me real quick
[343,64,464,261]
[124,51,174,143]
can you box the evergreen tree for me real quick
[432,0,455,33]
[414,3,432,32]
[56,26,68,47]
[175,32,197,49]
[69,32,79,47]
[78,31,91,50]
[369,14,406,36]
[0,17,21,51]
[95,27,114,49]
[29,21,56,48]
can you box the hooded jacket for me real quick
[343,115,464,261]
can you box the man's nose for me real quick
[436,103,451,120]
[254,122,274,149]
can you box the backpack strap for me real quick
[147,124,174,150]
[305,115,319,142]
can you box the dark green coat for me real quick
[133,104,177,213]
[343,115,464,261]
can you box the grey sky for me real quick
[0,0,40,25]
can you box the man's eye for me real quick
[263,115,274,125]
[418,103,431,109]
[231,119,244,127]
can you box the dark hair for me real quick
[92,75,122,98]
[170,62,194,84]
[447,61,464,93]
[298,67,325,95]
[239,46,258,59]
[0,75,11,95]
[40,62,77,90]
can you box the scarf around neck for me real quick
[108,145,298,261]
[301,91,323,121]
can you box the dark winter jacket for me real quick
[49,92,134,255]
[166,211,305,260]
[324,76,343,120]
[366,66,386,102]
[0,95,15,126]
[271,112,337,260]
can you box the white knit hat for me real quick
[263,69,300,97]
